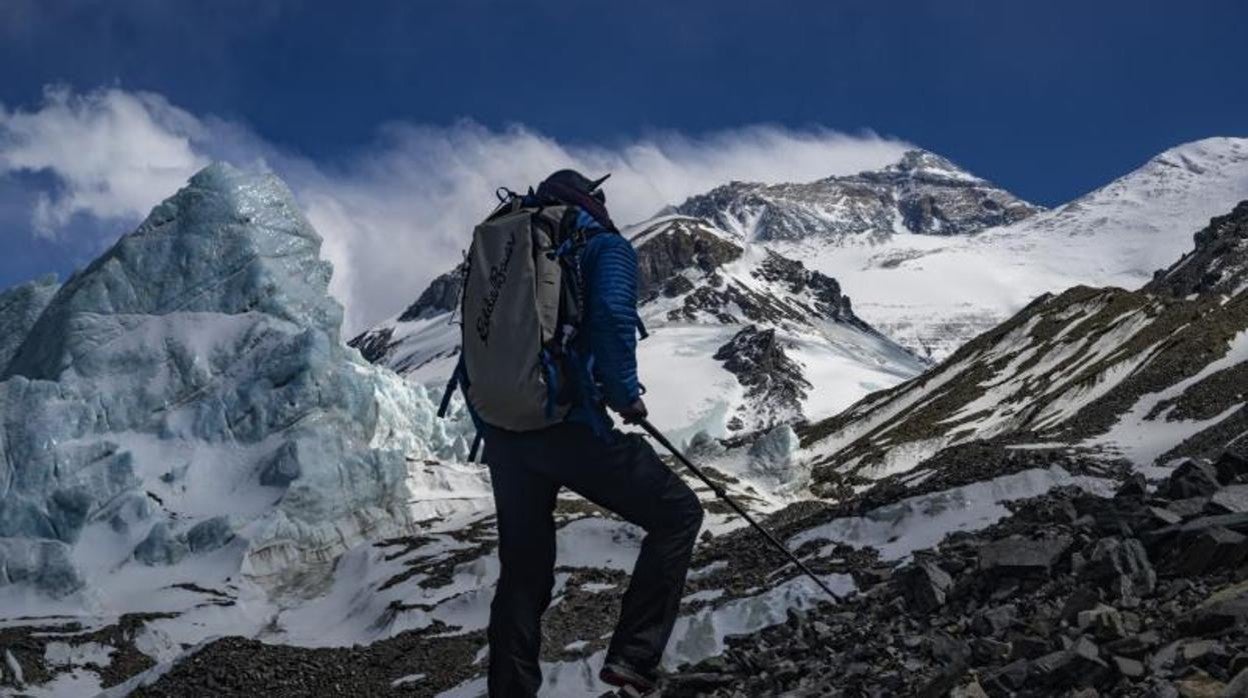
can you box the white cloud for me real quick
[0,86,210,235]
[0,87,912,334]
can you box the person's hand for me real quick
[615,398,648,425]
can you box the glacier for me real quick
[0,163,470,601]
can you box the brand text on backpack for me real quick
[475,232,516,346]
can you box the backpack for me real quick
[438,191,594,444]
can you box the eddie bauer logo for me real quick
[475,232,516,346]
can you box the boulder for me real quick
[1081,537,1156,601]
[1165,460,1221,499]
[1167,497,1212,520]
[1174,671,1226,698]
[1181,595,1248,636]
[949,680,989,698]
[972,604,1017,636]
[1060,585,1102,622]
[1112,654,1145,678]
[1180,639,1227,669]
[1115,473,1149,500]
[978,534,1073,577]
[1077,604,1127,640]
[1105,630,1159,658]
[1029,636,1109,689]
[1226,666,1248,698]
[1171,526,1248,575]
[900,561,954,613]
[1209,485,1248,514]
[982,659,1030,694]
[1147,506,1184,526]
[1216,452,1248,486]
[971,637,1012,663]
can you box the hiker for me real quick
[443,170,704,696]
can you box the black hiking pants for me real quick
[483,422,704,697]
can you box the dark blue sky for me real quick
[3,0,1245,206]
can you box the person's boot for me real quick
[599,657,658,692]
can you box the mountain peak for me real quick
[1152,136,1248,168]
[673,147,1037,242]
[881,149,982,183]
[4,163,342,380]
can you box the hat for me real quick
[536,169,617,230]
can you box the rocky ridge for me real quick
[674,149,1040,242]
[800,201,1248,495]
[629,216,868,333]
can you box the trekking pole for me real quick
[635,418,842,602]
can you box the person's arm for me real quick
[584,233,642,411]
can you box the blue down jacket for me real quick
[565,209,644,430]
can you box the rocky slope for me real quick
[663,453,1248,697]
[800,201,1248,500]
[352,214,926,441]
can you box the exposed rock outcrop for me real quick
[715,325,812,429]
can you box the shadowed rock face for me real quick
[1147,200,1248,298]
[348,266,464,365]
[753,252,859,326]
[674,149,1040,242]
[630,217,872,332]
[714,325,812,429]
[631,217,744,301]
[398,267,465,322]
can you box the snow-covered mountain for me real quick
[649,203,1248,698]
[763,138,1248,360]
[674,149,1041,242]
[7,154,1248,697]
[799,200,1248,499]
[351,214,926,444]
[0,165,918,696]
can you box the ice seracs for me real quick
[0,273,59,371]
[0,163,461,601]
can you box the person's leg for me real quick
[485,433,560,698]
[532,424,704,672]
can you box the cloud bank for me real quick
[0,87,209,236]
[0,87,911,333]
